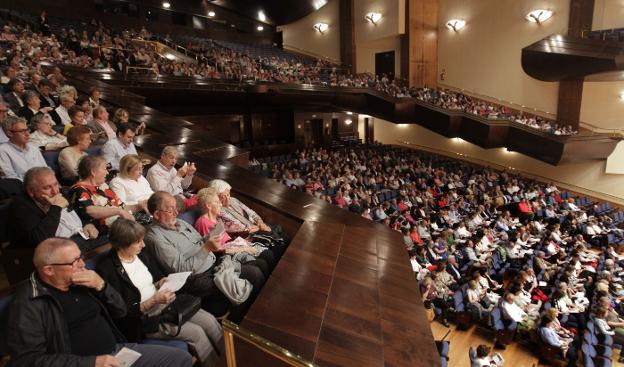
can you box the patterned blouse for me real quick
[68,182,124,230]
[218,197,260,233]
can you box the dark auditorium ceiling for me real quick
[204,0,328,25]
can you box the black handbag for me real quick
[159,294,201,337]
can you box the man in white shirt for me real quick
[0,116,46,180]
[50,93,74,126]
[101,123,137,170]
[0,102,9,144]
[146,145,196,204]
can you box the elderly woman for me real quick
[58,125,91,183]
[110,154,153,206]
[62,105,87,135]
[208,179,288,259]
[112,108,145,135]
[194,187,275,277]
[68,155,140,231]
[29,113,68,150]
[97,219,223,366]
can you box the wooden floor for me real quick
[429,321,624,367]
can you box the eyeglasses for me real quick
[9,128,29,134]
[158,208,177,215]
[48,254,84,267]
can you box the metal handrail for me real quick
[222,319,318,367]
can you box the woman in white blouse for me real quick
[110,154,153,207]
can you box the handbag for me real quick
[159,294,201,337]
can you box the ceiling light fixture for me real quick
[365,12,382,25]
[162,2,170,8]
[258,10,266,22]
[446,19,466,32]
[526,9,553,24]
[313,22,328,34]
[257,25,264,31]
[208,11,215,17]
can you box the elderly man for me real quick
[9,167,108,251]
[144,191,265,322]
[146,146,196,207]
[4,78,25,112]
[50,93,74,126]
[88,106,117,145]
[29,113,68,150]
[18,90,53,123]
[6,237,193,367]
[35,78,57,109]
[102,123,137,171]
[0,116,46,180]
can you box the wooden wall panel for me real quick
[406,0,438,88]
[339,0,356,73]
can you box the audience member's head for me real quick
[33,238,84,291]
[24,167,60,205]
[3,116,30,147]
[66,125,91,150]
[77,155,107,183]
[109,217,146,251]
[118,154,143,180]
[148,191,178,229]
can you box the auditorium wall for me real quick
[279,0,341,62]
[438,0,569,115]
[592,0,624,30]
[373,118,624,203]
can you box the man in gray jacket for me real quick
[5,237,193,367]
[144,191,266,322]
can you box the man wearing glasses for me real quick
[5,237,193,367]
[0,115,46,180]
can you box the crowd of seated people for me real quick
[1,17,578,138]
[412,88,578,136]
[254,143,624,365]
[0,16,296,366]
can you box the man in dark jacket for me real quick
[5,237,193,367]
[8,167,107,251]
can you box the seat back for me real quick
[42,150,61,178]
[177,208,202,226]
[0,291,14,356]
[1,247,34,286]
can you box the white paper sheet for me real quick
[114,347,142,367]
[159,271,192,293]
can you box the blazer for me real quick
[4,91,24,112]
[88,120,117,145]
[96,250,168,341]
[8,192,63,248]
[17,106,40,124]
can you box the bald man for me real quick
[6,238,193,367]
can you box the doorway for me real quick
[375,51,395,79]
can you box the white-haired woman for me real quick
[194,187,275,278]
[208,179,288,259]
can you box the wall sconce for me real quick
[619,92,624,100]
[256,25,264,31]
[313,22,328,34]
[446,19,466,32]
[345,119,353,125]
[365,12,382,25]
[162,1,170,8]
[526,9,553,24]
[208,11,215,17]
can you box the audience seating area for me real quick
[249,143,624,365]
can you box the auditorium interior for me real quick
[1,0,624,366]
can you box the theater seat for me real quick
[178,208,201,226]
[0,291,13,357]
[43,150,61,178]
